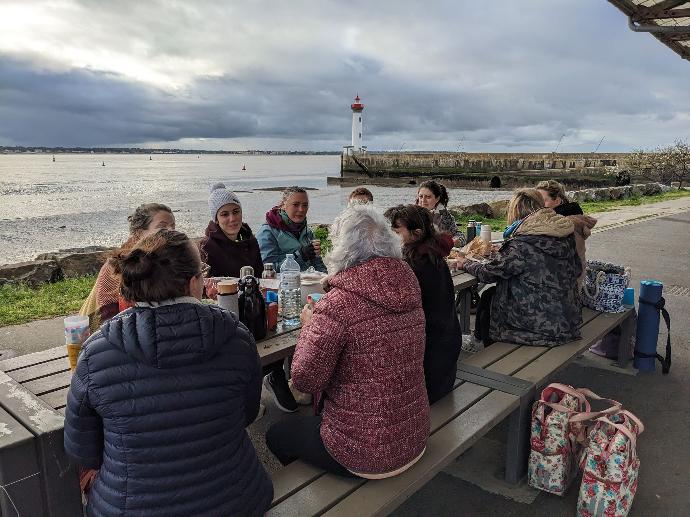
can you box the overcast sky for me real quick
[1,0,688,152]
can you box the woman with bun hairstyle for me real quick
[416,180,466,246]
[256,186,327,273]
[64,229,273,516]
[201,183,263,278]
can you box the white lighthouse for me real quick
[351,94,364,151]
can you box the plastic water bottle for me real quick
[279,254,302,327]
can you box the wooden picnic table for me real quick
[0,271,478,416]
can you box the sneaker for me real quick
[461,334,484,354]
[264,372,299,413]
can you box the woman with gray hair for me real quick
[266,204,430,478]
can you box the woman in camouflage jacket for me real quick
[457,189,582,347]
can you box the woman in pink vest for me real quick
[266,204,430,478]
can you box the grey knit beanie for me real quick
[209,182,242,222]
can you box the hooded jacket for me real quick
[567,214,597,287]
[291,257,430,475]
[404,234,461,404]
[201,221,264,278]
[255,208,327,273]
[63,302,273,517]
[463,208,582,347]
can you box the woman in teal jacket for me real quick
[256,186,327,273]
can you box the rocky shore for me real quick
[0,182,679,287]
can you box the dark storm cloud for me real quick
[1,0,689,151]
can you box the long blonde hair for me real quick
[507,188,545,225]
[535,180,569,204]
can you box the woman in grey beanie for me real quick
[201,183,264,278]
[201,183,299,413]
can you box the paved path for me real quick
[397,210,690,516]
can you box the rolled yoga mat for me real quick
[634,280,663,372]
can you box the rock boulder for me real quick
[0,260,60,287]
[36,251,107,279]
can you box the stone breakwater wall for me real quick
[341,151,632,188]
[0,183,678,288]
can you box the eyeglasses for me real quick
[199,262,211,278]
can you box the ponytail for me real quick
[418,180,449,208]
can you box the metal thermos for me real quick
[466,220,476,241]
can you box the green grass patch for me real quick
[580,189,690,214]
[0,275,96,327]
[454,214,507,232]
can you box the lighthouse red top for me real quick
[351,94,364,112]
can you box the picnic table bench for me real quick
[266,305,635,516]
[0,272,635,516]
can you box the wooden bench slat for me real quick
[267,471,364,516]
[486,345,549,376]
[39,387,70,411]
[271,461,326,506]
[0,346,67,372]
[8,357,71,383]
[23,370,73,396]
[461,342,519,368]
[429,382,491,432]
[513,310,632,386]
[322,391,519,517]
[582,306,600,326]
[270,381,492,508]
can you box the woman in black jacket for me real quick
[385,204,462,404]
[64,229,273,516]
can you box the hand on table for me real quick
[454,255,468,270]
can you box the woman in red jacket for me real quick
[266,204,430,478]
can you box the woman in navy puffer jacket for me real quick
[64,229,273,516]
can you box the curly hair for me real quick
[326,204,401,275]
[127,203,173,235]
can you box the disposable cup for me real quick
[64,315,90,370]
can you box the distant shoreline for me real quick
[0,146,340,156]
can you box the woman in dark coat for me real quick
[457,189,582,347]
[201,183,264,277]
[64,229,273,516]
[200,184,298,413]
[385,204,462,404]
